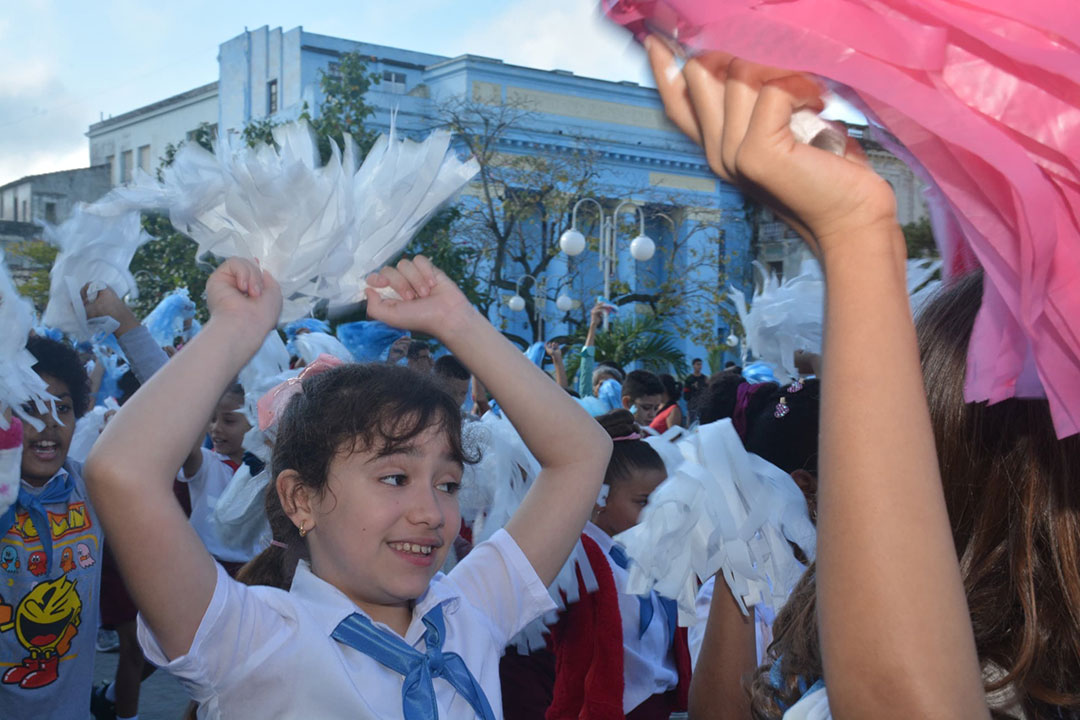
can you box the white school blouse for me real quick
[581,521,679,713]
[138,528,556,719]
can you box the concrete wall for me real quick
[0,166,110,224]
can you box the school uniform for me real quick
[177,448,257,566]
[546,522,691,720]
[138,528,556,719]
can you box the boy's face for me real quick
[692,360,703,374]
[594,466,667,536]
[22,374,76,487]
[209,394,250,462]
[438,376,470,408]
[624,393,663,425]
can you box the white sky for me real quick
[0,0,863,187]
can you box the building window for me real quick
[138,145,151,173]
[22,200,27,221]
[106,155,115,185]
[382,70,407,94]
[45,202,57,224]
[121,150,133,184]
[267,79,278,114]
[11,197,16,221]
[327,62,341,80]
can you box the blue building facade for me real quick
[218,26,749,369]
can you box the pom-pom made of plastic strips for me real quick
[335,320,408,362]
[143,288,198,348]
[0,418,21,517]
[460,411,541,535]
[292,331,355,366]
[603,0,1080,438]
[41,205,150,341]
[730,258,943,382]
[524,342,546,368]
[68,398,120,464]
[616,418,816,622]
[330,124,480,306]
[211,464,272,558]
[0,252,56,431]
[284,318,331,342]
[237,331,291,409]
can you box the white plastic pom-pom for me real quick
[556,294,574,312]
[630,234,655,261]
[559,228,586,256]
[508,295,526,312]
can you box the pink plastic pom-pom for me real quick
[604,0,1080,437]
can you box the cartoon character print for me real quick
[0,575,82,689]
[76,543,94,569]
[27,551,46,577]
[59,547,76,574]
[0,546,18,574]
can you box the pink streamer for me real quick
[604,0,1080,437]
[256,354,344,431]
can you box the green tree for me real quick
[7,240,58,312]
[562,313,687,380]
[903,216,937,258]
[126,213,216,322]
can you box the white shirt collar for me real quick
[583,520,617,554]
[289,560,462,644]
[20,465,71,494]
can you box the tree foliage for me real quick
[561,313,688,381]
[902,216,937,258]
[8,240,58,313]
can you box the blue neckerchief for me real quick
[608,544,676,645]
[769,656,824,711]
[332,604,495,720]
[0,472,75,574]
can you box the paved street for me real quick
[93,649,190,720]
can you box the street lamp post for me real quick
[559,198,656,329]
[508,273,546,338]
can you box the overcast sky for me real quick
[0,0,862,187]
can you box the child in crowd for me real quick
[407,339,434,373]
[648,374,683,433]
[2,287,167,720]
[645,37,1079,719]
[433,355,471,410]
[547,409,690,720]
[620,370,664,427]
[177,381,265,576]
[84,256,612,718]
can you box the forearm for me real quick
[576,346,595,397]
[815,235,986,717]
[689,587,755,720]
[116,325,171,384]
[552,356,568,389]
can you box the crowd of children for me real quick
[1,7,1078,720]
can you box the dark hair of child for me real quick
[433,354,470,381]
[657,373,682,411]
[621,369,663,403]
[116,370,140,407]
[698,373,821,479]
[236,363,478,589]
[594,409,665,487]
[749,271,1080,720]
[407,340,430,360]
[27,334,92,418]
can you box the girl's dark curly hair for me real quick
[27,335,92,418]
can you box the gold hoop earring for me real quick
[299,521,307,538]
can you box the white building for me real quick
[87,82,218,186]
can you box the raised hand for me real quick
[545,341,563,360]
[645,37,898,256]
[81,284,140,335]
[364,256,475,339]
[205,258,282,337]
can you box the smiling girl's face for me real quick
[301,424,463,622]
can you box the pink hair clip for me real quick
[612,432,642,442]
[269,540,288,549]
[257,354,344,431]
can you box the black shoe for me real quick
[90,682,116,720]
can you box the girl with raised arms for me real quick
[83,255,612,719]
